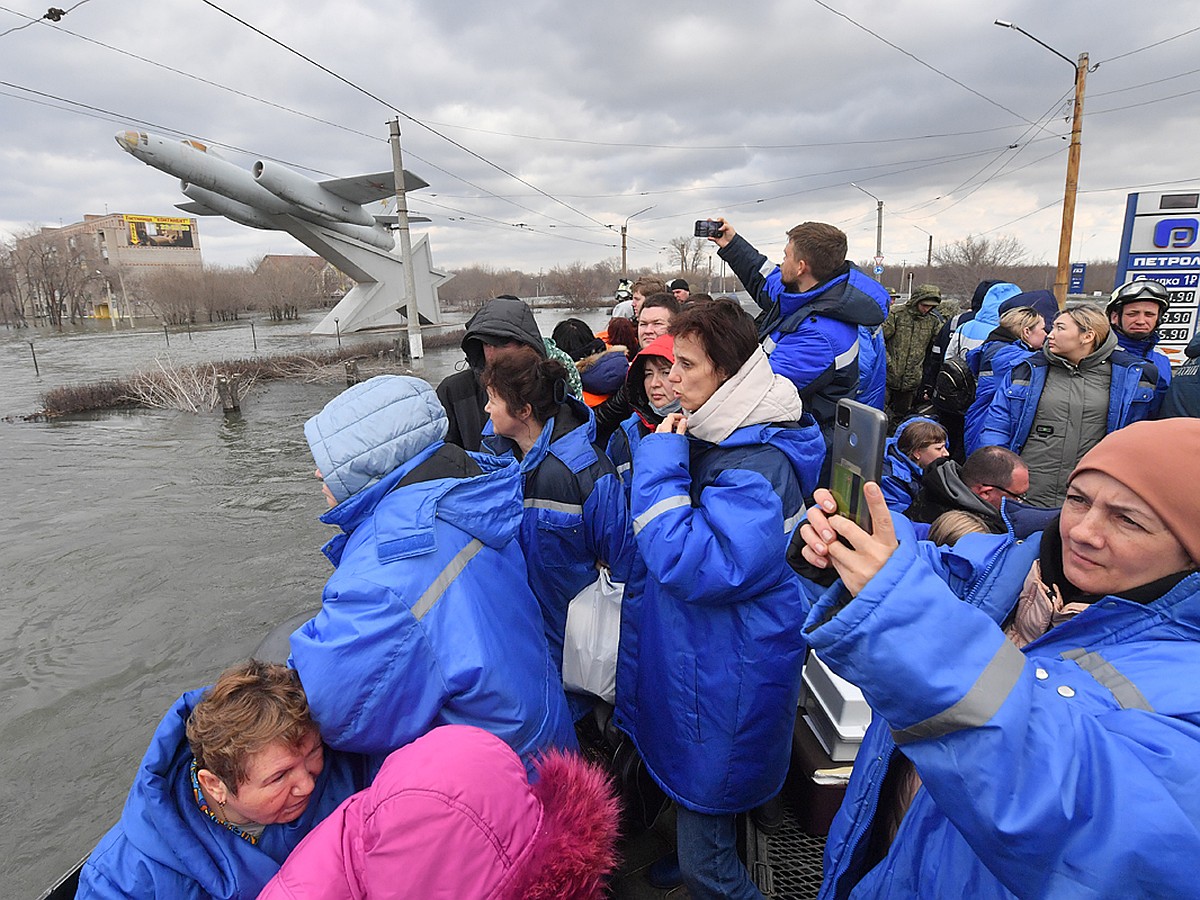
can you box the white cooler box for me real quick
[802,651,871,762]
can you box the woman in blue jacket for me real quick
[795,417,1200,899]
[962,304,1046,455]
[978,302,1160,506]
[480,347,634,717]
[879,417,949,515]
[78,661,369,900]
[616,297,825,899]
[605,332,678,506]
[294,375,576,774]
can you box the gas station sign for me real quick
[1116,190,1200,364]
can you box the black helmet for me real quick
[1107,279,1169,318]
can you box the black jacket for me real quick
[436,298,547,452]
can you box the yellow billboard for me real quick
[127,215,195,248]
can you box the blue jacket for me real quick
[858,324,887,410]
[1116,328,1172,408]
[963,329,1034,455]
[78,689,368,900]
[809,532,1200,899]
[719,234,888,432]
[879,416,943,515]
[946,283,1022,355]
[294,381,576,771]
[483,396,634,680]
[977,350,1160,452]
[615,419,825,814]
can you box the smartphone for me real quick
[827,399,887,531]
[694,219,724,238]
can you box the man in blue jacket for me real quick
[707,217,888,437]
[1107,278,1173,405]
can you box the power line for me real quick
[0,0,91,39]
[808,0,1035,125]
[1096,24,1200,65]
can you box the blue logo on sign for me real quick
[1154,218,1199,249]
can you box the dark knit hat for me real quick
[1070,419,1200,564]
[666,278,689,292]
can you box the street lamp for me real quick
[995,19,1088,308]
[617,206,655,279]
[851,183,884,282]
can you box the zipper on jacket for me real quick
[824,744,899,900]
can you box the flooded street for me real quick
[0,306,609,896]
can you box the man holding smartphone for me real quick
[705,217,889,439]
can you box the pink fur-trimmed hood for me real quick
[258,725,620,900]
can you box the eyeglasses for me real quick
[982,483,1027,502]
[1112,279,1169,304]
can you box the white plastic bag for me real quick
[561,568,623,703]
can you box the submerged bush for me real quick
[37,331,465,417]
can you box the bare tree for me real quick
[932,234,1029,300]
[8,226,104,326]
[438,265,525,310]
[667,235,707,276]
[548,261,605,308]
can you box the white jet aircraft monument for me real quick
[116,129,450,334]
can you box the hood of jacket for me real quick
[884,415,947,486]
[114,689,356,900]
[318,442,524,565]
[970,282,1023,329]
[626,333,677,429]
[919,457,1003,528]
[970,278,1005,313]
[577,348,630,396]
[999,288,1059,331]
[1044,325,1119,371]
[686,345,804,444]
[462,297,547,370]
[258,725,620,900]
[774,263,888,328]
[306,376,448,506]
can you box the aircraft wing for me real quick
[176,201,221,216]
[319,170,428,205]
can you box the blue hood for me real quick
[970,282,1023,329]
[319,446,524,565]
[772,264,888,328]
[306,376,448,505]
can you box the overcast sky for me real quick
[2,0,1198,286]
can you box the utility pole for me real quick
[389,118,422,359]
[852,183,884,282]
[1056,53,1089,308]
[995,21,1087,309]
[618,206,654,279]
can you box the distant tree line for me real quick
[0,227,1123,330]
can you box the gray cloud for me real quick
[2,0,1198,282]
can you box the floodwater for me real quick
[0,305,612,897]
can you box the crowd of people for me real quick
[76,214,1200,900]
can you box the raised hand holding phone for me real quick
[799,482,898,596]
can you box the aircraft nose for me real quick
[114,130,140,151]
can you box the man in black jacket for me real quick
[436,296,548,451]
